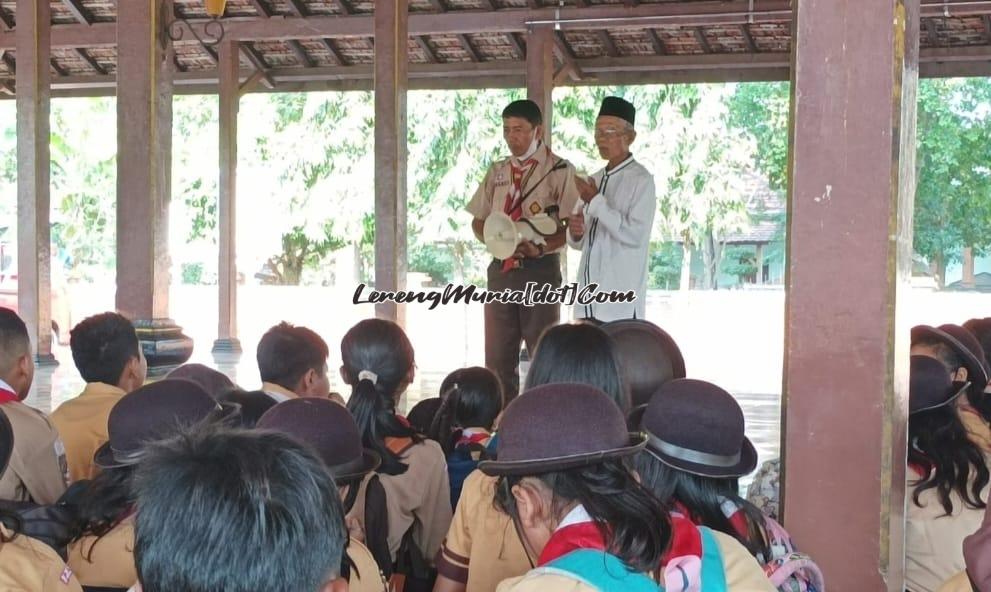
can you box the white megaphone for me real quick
[483,211,561,260]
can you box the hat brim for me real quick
[910,381,970,415]
[93,441,142,470]
[329,450,381,482]
[478,433,646,477]
[645,433,758,479]
[912,326,988,398]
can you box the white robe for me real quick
[568,155,656,323]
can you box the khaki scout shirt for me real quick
[466,143,580,254]
[0,524,83,592]
[0,401,67,504]
[348,539,388,592]
[51,382,127,483]
[67,516,137,589]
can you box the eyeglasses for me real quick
[594,128,626,139]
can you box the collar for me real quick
[0,378,18,403]
[80,382,127,399]
[262,382,299,403]
[538,506,605,566]
[603,153,635,176]
[514,140,543,165]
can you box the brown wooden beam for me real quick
[240,42,275,88]
[285,0,308,17]
[201,41,219,64]
[741,23,758,52]
[321,38,347,65]
[173,53,186,72]
[553,30,582,81]
[287,39,315,67]
[1,51,15,73]
[457,34,481,62]
[416,36,439,63]
[694,27,713,53]
[984,14,991,42]
[527,27,554,145]
[49,58,67,77]
[924,17,939,46]
[598,30,619,57]
[75,48,106,75]
[247,0,271,18]
[214,39,241,355]
[0,7,12,31]
[647,28,667,54]
[506,32,525,59]
[427,0,447,11]
[329,0,352,16]
[16,0,55,362]
[61,0,91,26]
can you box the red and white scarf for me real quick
[500,157,539,273]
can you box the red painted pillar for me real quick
[782,0,918,589]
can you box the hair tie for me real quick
[358,370,378,385]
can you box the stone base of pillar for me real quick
[35,353,58,368]
[211,338,242,355]
[135,319,194,377]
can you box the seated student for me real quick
[130,424,349,592]
[257,322,334,403]
[342,319,452,589]
[67,380,221,590]
[632,378,823,591]
[428,367,502,508]
[601,318,687,409]
[0,308,67,504]
[0,410,83,592]
[482,383,773,592]
[435,321,634,592]
[408,398,444,437]
[165,363,237,400]
[259,398,390,591]
[218,389,278,428]
[906,354,991,592]
[52,312,147,483]
[912,324,991,429]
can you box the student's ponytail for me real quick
[347,376,416,475]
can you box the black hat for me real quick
[910,355,968,414]
[602,319,686,408]
[166,363,237,400]
[94,379,220,469]
[0,409,11,476]
[911,324,990,400]
[479,383,645,476]
[598,96,636,126]
[641,379,757,478]
[964,317,991,368]
[502,99,543,127]
[258,398,380,482]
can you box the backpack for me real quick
[0,480,88,560]
[760,515,825,592]
[446,439,492,508]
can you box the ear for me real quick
[628,129,638,145]
[955,367,970,383]
[120,356,140,389]
[512,480,548,530]
[320,577,348,592]
[534,124,544,141]
[300,367,318,391]
[17,352,31,378]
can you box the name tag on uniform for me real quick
[494,171,509,187]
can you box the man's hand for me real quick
[576,176,599,204]
[513,240,542,259]
[569,212,585,240]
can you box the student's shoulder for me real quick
[707,529,776,592]
[411,438,447,465]
[4,401,57,431]
[496,570,599,592]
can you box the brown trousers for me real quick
[484,255,561,401]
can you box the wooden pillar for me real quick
[526,26,554,147]
[212,39,241,355]
[755,243,765,285]
[116,0,192,374]
[373,0,408,324]
[782,0,918,590]
[15,0,55,364]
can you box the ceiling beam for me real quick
[62,0,92,26]
[984,15,991,42]
[694,27,713,53]
[288,39,315,67]
[286,0,309,17]
[427,0,447,11]
[321,38,347,66]
[741,24,758,52]
[598,30,619,57]
[647,28,667,55]
[506,32,525,59]
[329,0,352,15]
[553,31,582,82]
[924,17,939,46]
[76,48,106,75]
[1,51,15,73]
[247,0,272,18]
[457,34,481,62]
[416,36,440,63]
[240,43,275,89]
[50,58,68,77]
[0,8,11,30]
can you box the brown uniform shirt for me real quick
[348,539,388,592]
[435,470,530,592]
[466,143,581,254]
[67,516,137,589]
[51,382,126,483]
[374,439,452,564]
[0,525,83,592]
[0,401,67,504]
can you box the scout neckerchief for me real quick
[0,388,17,405]
[536,505,715,592]
[455,427,492,448]
[500,152,540,273]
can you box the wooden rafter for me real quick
[202,42,219,64]
[573,0,588,7]
[0,51,13,73]
[694,27,713,53]
[506,32,525,60]
[984,15,991,42]
[477,0,495,9]
[527,0,540,8]
[248,0,272,18]
[62,0,92,26]
[286,0,309,17]
[741,24,759,52]
[458,34,481,62]
[329,0,352,15]
[240,43,275,89]
[50,58,67,77]
[625,0,640,6]
[647,29,667,55]
[924,18,939,46]
[416,36,439,63]
[553,31,582,82]
[76,48,106,75]
[321,38,347,66]
[598,30,619,57]
[0,7,14,30]
[427,0,447,11]
[288,39,315,67]
[173,54,187,73]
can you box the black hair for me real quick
[69,466,135,559]
[342,319,419,476]
[0,307,29,376]
[429,367,503,455]
[494,460,669,574]
[70,312,141,386]
[218,389,278,429]
[133,424,346,592]
[407,398,443,436]
[965,320,991,374]
[502,99,542,127]
[256,322,329,391]
[909,405,990,515]
[631,451,773,561]
[525,323,631,412]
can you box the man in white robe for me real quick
[568,96,656,322]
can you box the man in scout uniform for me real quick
[257,322,334,403]
[568,96,657,322]
[0,307,67,504]
[51,312,147,483]
[466,100,580,400]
